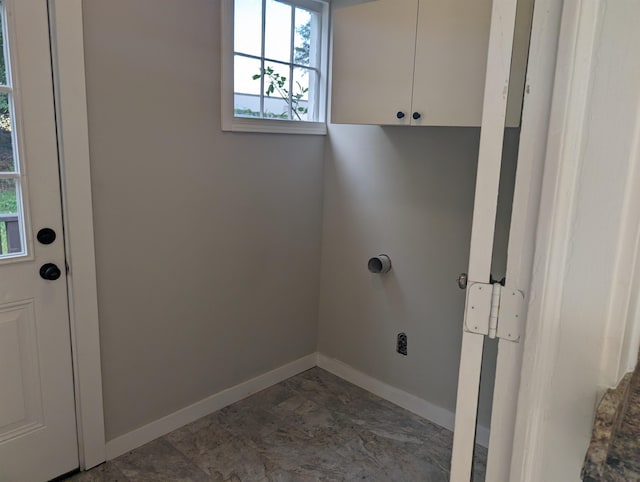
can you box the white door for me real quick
[0,0,78,480]
[449,0,521,480]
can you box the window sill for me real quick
[222,116,327,135]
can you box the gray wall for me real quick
[82,0,325,441]
[82,0,518,440]
[317,124,519,427]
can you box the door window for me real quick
[0,2,26,259]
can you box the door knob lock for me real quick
[457,273,468,290]
[40,263,61,281]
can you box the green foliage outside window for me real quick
[252,66,309,120]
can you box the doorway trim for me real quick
[511,0,640,479]
[49,0,106,470]
[509,1,603,479]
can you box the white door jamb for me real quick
[48,0,106,470]
[509,1,603,480]
[484,0,564,479]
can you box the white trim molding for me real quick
[511,0,640,479]
[48,0,106,470]
[511,1,601,479]
[316,354,490,448]
[599,79,640,382]
[105,354,317,459]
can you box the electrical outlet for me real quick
[397,333,407,356]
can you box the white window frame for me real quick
[221,0,329,135]
[0,0,30,262]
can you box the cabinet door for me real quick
[411,0,493,127]
[331,0,418,125]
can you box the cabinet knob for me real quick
[396,111,405,119]
[412,112,421,120]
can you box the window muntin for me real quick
[232,0,325,123]
[0,1,27,259]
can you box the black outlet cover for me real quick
[397,333,408,356]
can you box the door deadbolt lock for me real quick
[36,227,56,245]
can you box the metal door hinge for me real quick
[464,281,524,342]
[497,287,525,342]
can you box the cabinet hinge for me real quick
[464,281,524,342]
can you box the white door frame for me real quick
[510,0,601,476]
[483,0,563,479]
[511,0,640,480]
[48,0,106,470]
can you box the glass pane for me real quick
[0,178,23,256]
[294,8,318,67]
[234,55,262,118]
[0,8,7,86]
[264,0,291,63]
[0,178,16,214]
[263,61,291,120]
[0,92,14,171]
[234,55,262,95]
[234,0,262,57]
[292,67,315,121]
[263,94,289,119]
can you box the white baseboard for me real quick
[104,353,317,460]
[316,354,490,448]
[106,351,489,460]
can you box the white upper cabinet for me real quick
[330,0,534,127]
[330,0,419,126]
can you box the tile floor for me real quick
[63,368,486,481]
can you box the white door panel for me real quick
[485,0,563,477]
[450,0,519,480]
[0,0,78,480]
[0,300,42,438]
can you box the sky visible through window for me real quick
[234,0,313,99]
